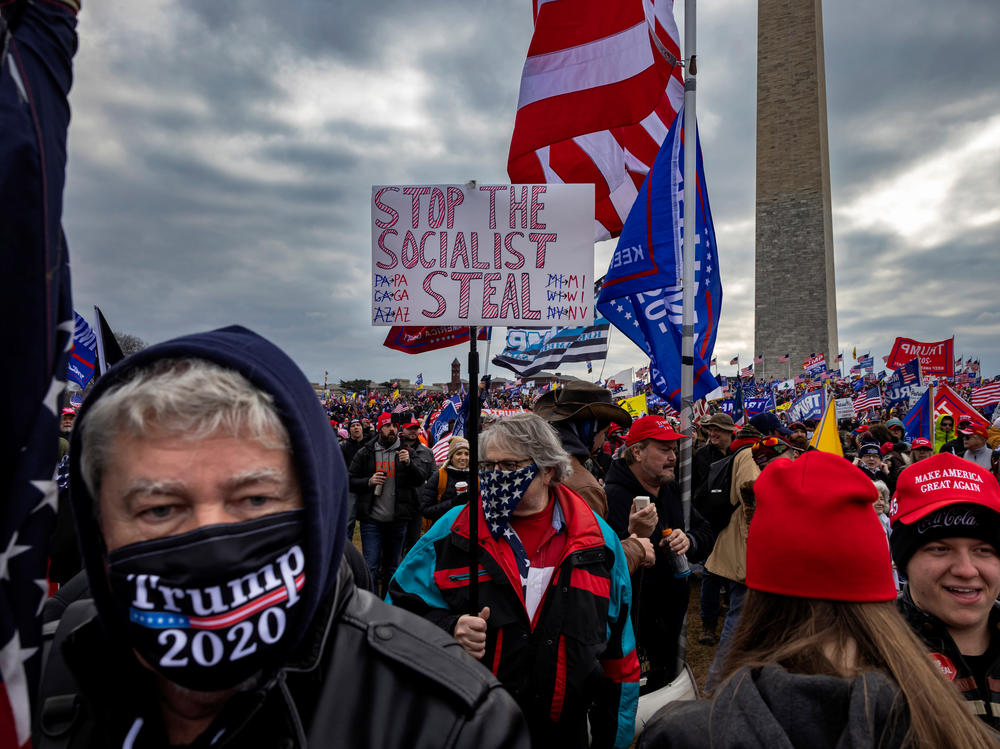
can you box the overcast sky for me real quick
[64,0,1000,389]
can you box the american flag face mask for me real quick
[107,510,306,691]
[478,462,539,541]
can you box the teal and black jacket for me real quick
[388,483,639,749]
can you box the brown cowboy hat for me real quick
[533,381,632,427]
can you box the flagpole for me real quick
[678,0,697,531]
[467,325,481,613]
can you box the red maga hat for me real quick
[959,423,988,438]
[625,415,688,446]
[376,412,393,430]
[889,452,1000,526]
[910,437,933,450]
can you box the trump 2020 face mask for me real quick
[107,510,306,691]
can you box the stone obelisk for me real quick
[754,0,838,380]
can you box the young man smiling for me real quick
[890,452,1000,729]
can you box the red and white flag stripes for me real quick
[508,0,684,240]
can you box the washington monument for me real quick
[754,0,838,380]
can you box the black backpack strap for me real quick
[34,598,96,749]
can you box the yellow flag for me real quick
[852,346,857,360]
[809,396,843,456]
[616,394,649,420]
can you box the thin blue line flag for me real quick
[596,105,721,411]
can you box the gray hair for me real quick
[80,358,290,497]
[479,413,573,482]
[872,480,891,504]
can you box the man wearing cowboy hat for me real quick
[534,382,655,572]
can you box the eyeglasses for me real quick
[480,458,534,472]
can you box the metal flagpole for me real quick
[679,0,697,531]
[467,326,481,612]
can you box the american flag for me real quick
[740,364,754,378]
[432,437,453,466]
[507,0,684,240]
[1,3,78,744]
[854,387,883,413]
[850,364,862,374]
[753,354,763,364]
[729,356,739,366]
[835,353,844,362]
[777,353,790,363]
[901,367,918,385]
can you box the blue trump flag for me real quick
[903,388,932,443]
[788,389,825,423]
[67,310,97,389]
[430,396,461,444]
[884,359,921,406]
[597,105,721,411]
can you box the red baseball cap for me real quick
[401,418,421,429]
[625,415,688,446]
[376,412,393,430]
[889,453,1000,525]
[61,407,76,416]
[910,437,933,450]
[959,423,988,438]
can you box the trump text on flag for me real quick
[371,184,594,326]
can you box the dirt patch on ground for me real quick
[684,573,723,694]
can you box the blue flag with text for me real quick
[596,106,721,410]
[67,311,97,389]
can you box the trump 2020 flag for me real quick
[597,105,721,410]
[67,310,97,389]
[884,358,921,407]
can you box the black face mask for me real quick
[107,510,306,692]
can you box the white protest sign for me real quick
[835,398,855,421]
[371,184,594,326]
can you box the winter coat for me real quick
[898,584,1000,730]
[603,459,715,565]
[420,465,472,522]
[638,665,909,748]
[388,483,639,749]
[348,440,428,522]
[705,447,760,583]
[603,459,715,683]
[52,325,529,748]
[36,561,530,748]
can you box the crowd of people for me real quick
[43,324,1000,747]
[10,3,1000,745]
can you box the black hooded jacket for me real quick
[40,326,529,748]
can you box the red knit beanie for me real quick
[746,451,897,602]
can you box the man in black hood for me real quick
[40,326,528,748]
